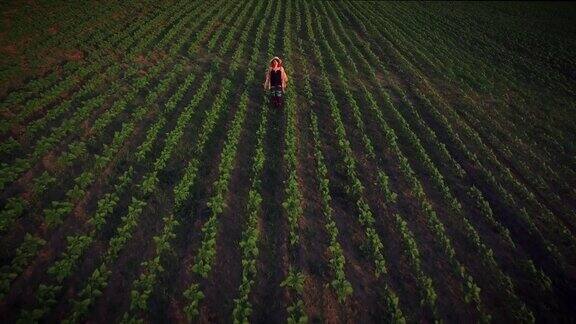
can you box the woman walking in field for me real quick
[263,56,288,109]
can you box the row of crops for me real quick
[1,0,575,322]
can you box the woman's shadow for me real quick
[251,94,289,322]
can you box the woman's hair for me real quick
[270,57,282,68]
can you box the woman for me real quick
[263,56,288,108]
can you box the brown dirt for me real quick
[41,151,58,172]
[134,54,149,66]
[9,123,25,138]
[1,44,18,56]
[64,49,84,61]
[168,297,187,324]
[0,109,15,119]
[47,25,59,35]
[111,11,124,21]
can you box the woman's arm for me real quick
[281,67,288,90]
[263,68,270,90]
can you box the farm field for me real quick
[1,0,575,322]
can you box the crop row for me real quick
[358,1,576,230]
[281,2,308,323]
[63,71,215,323]
[116,1,269,321]
[310,2,434,320]
[327,1,549,320]
[0,0,192,141]
[230,1,278,321]
[0,1,139,105]
[0,0,204,201]
[182,0,274,319]
[231,100,268,323]
[303,0,387,280]
[369,1,576,271]
[0,0,241,318]
[10,57,189,322]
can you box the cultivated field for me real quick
[0,0,575,322]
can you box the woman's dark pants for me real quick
[270,85,283,108]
